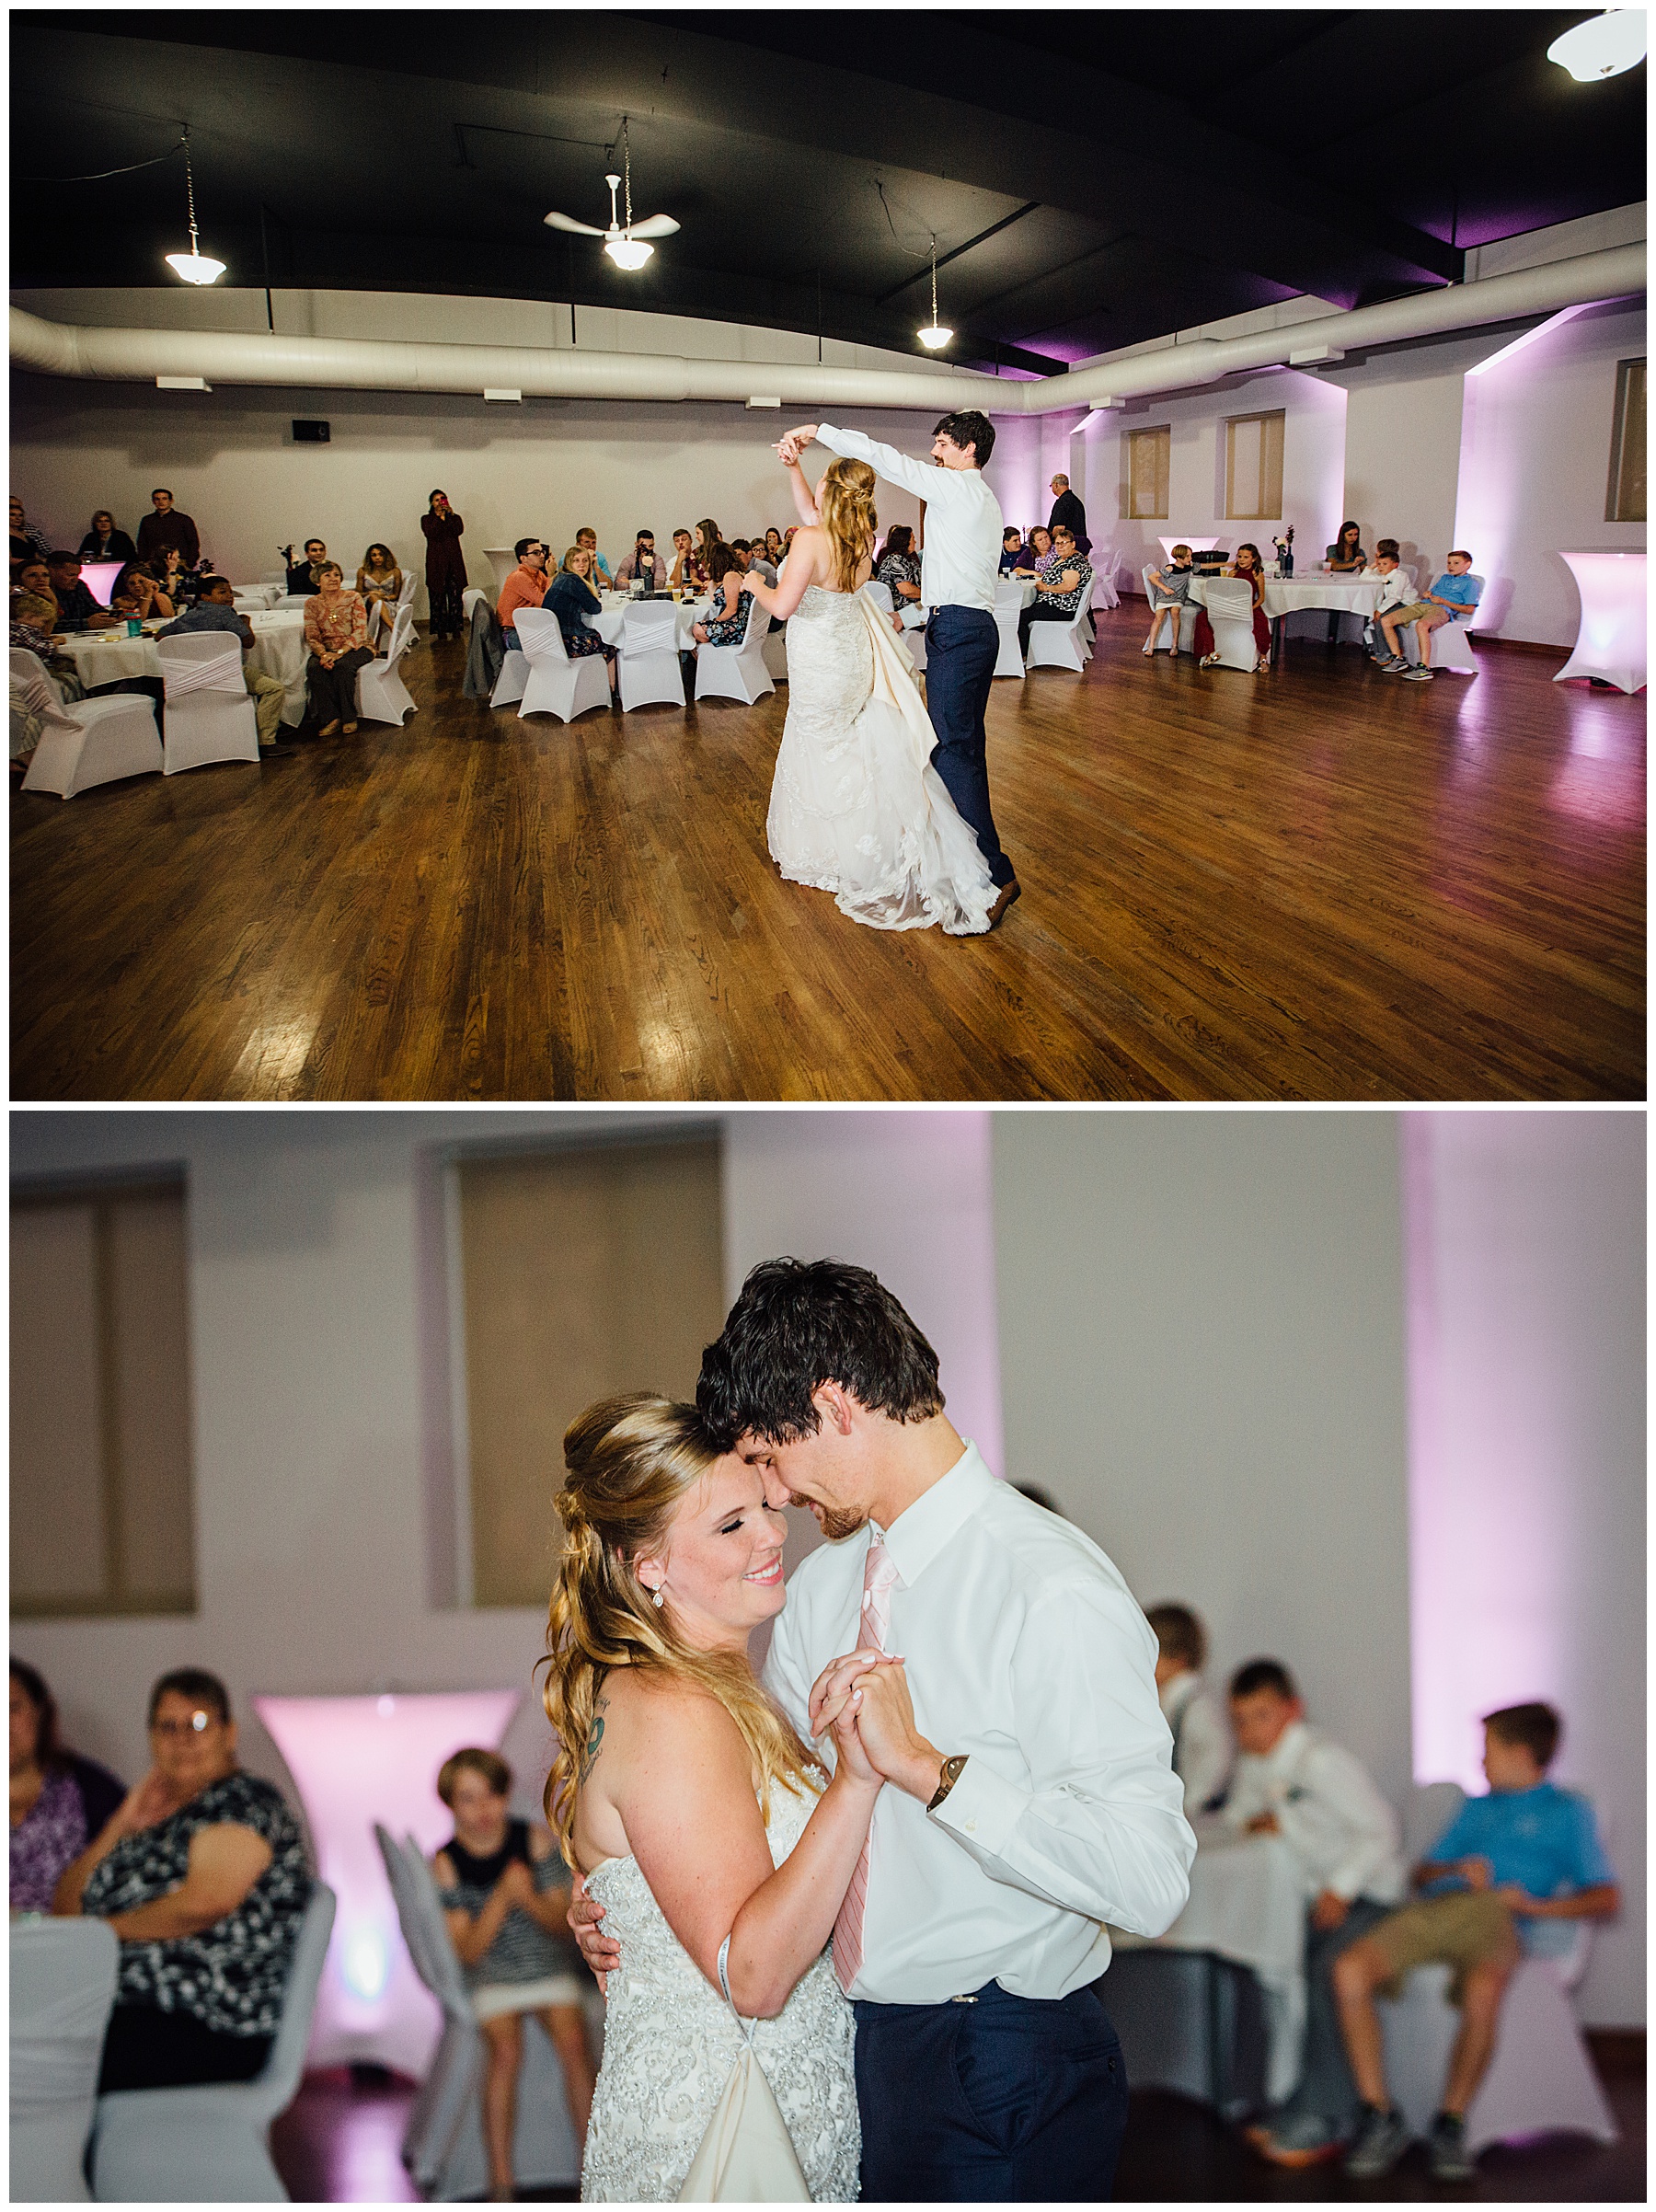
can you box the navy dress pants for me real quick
[924,605,1013,888]
[854,1982,1128,2201]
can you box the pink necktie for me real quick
[832,1536,901,1993]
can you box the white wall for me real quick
[1401,1111,1644,2026]
[1336,330,1491,592]
[991,1110,1415,1810]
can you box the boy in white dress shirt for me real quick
[1224,1659,1407,2170]
[1144,1604,1232,1815]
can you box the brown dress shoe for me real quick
[985,878,1022,929]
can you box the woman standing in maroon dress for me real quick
[420,489,467,639]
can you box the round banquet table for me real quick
[55,611,311,726]
[587,596,707,651]
[1553,551,1646,694]
[1188,571,1384,665]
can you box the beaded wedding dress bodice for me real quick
[580,1779,860,2203]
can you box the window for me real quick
[453,1136,725,1608]
[1606,359,1645,522]
[1126,426,1171,520]
[11,1180,196,1617]
[1225,410,1285,522]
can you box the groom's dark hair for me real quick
[696,1259,945,1446]
[932,409,995,467]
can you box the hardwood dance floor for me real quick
[11,610,1644,1100]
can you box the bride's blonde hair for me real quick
[816,458,878,594]
[539,1392,822,1867]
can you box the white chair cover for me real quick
[15,647,163,800]
[991,579,1026,679]
[618,600,685,709]
[1141,566,1200,654]
[863,581,895,615]
[90,1884,336,2203]
[12,1918,120,2203]
[157,634,259,775]
[1089,545,1121,612]
[1026,593,1095,673]
[1200,578,1262,673]
[515,606,610,723]
[694,586,775,705]
[1399,577,1484,673]
[761,621,790,683]
[356,603,418,726]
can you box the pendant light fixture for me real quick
[1546,9,1646,79]
[917,236,953,351]
[604,118,655,271]
[164,129,226,285]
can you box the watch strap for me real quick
[927,1754,968,1811]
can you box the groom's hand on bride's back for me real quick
[569,1872,621,1990]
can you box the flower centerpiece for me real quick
[1271,526,1295,578]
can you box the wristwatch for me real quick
[927,1754,969,1811]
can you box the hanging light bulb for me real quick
[1547,9,1646,79]
[917,236,952,350]
[603,119,654,271]
[164,129,226,285]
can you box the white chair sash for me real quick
[159,645,244,698]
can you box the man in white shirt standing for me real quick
[777,413,1022,927]
[1222,1659,1407,2169]
[706,1258,1192,2199]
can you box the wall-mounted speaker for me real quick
[293,421,330,444]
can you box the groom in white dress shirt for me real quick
[696,1257,1194,2201]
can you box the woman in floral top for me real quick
[304,561,374,735]
[873,524,923,616]
[1017,525,1093,657]
[55,1667,311,2092]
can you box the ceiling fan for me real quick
[545,116,678,271]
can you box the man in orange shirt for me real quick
[497,536,548,649]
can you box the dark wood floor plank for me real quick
[11,611,1644,1101]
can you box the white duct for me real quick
[8,243,1642,415]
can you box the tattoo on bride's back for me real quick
[581,1691,609,1782]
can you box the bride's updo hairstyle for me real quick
[540,1392,821,1867]
[816,459,878,595]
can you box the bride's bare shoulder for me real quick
[605,1666,742,1745]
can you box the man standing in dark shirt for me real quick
[134,488,201,570]
[45,552,116,628]
[1047,474,1086,543]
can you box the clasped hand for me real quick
[807,1647,939,1801]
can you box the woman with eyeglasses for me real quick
[53,1667,311,2092]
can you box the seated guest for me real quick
[135,488,200,571]
[998,525,1026,576]
[763,527,786,569]
[497,536,550,650]
[1144,1605,1231,1815]
[544,547,617,697]
[1328,1701,1618,2183]
[1362,542,1414,662]
[110,563,175,622]
[1012,525,1052,577]
[433,1747,594,2194]
[158,578,288,751]
[11,496,52,576]
[613,529,667,590]
[574,527,613,587]
[1226,1660,1406,2171]
[1381,551,1481,683]
[10,592,60,661]
[303,561,374,736]
[1144,545,1195,655]
[286,538,328,596]
[54,1667,311,2092]
[12,558,56,618]
[1193,542,1271,671]
[1017,525,1092,657]
[874,524,923,612]
[10,1660,125,1913]
[690,538,753,654]
[694,518,722,582]
[668,527,707,593]
[1326,521,1366,573]
[744,537,777,584]
[78,510,138,563]
[45,552,117,630]
[357,544,403,628]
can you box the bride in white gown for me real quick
[542,1395,879,2202]
[740,453,998,936]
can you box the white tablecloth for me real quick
[58,612,310,726]
[1118,1822,1307,2102]
[1188,573,1384,620]
[588,598,707,651]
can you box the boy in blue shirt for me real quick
[1330,1702,1617,2183]
[1389,549,1481,681]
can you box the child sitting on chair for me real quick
[1144,545,1193,655]
[1327,1701,1618,2185]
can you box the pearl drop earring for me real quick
[652,1588,665,1608]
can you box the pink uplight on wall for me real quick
[258,1690,521,2074]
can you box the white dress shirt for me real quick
[762,1443,1194,2005]
[813,424,1003,615]
[1159,1670,1233,1816]
[1222,1719,1406,1906]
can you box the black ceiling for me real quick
[10,11,1645,378]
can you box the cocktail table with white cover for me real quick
[1114,1818,1308,2103]
[1553,550,1646,694]
[992,578,1037,677]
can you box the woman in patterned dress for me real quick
[54,1667,311,2092]
[545,547,619,696]
[10,1660,124,1912]
[690,540,754,652]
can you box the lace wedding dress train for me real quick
[580,1780,861,2203]
[767,585,997,936]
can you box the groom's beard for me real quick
[799,1497,868,1542]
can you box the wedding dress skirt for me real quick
[767,585,997,936]
[580,1780,861,2202]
